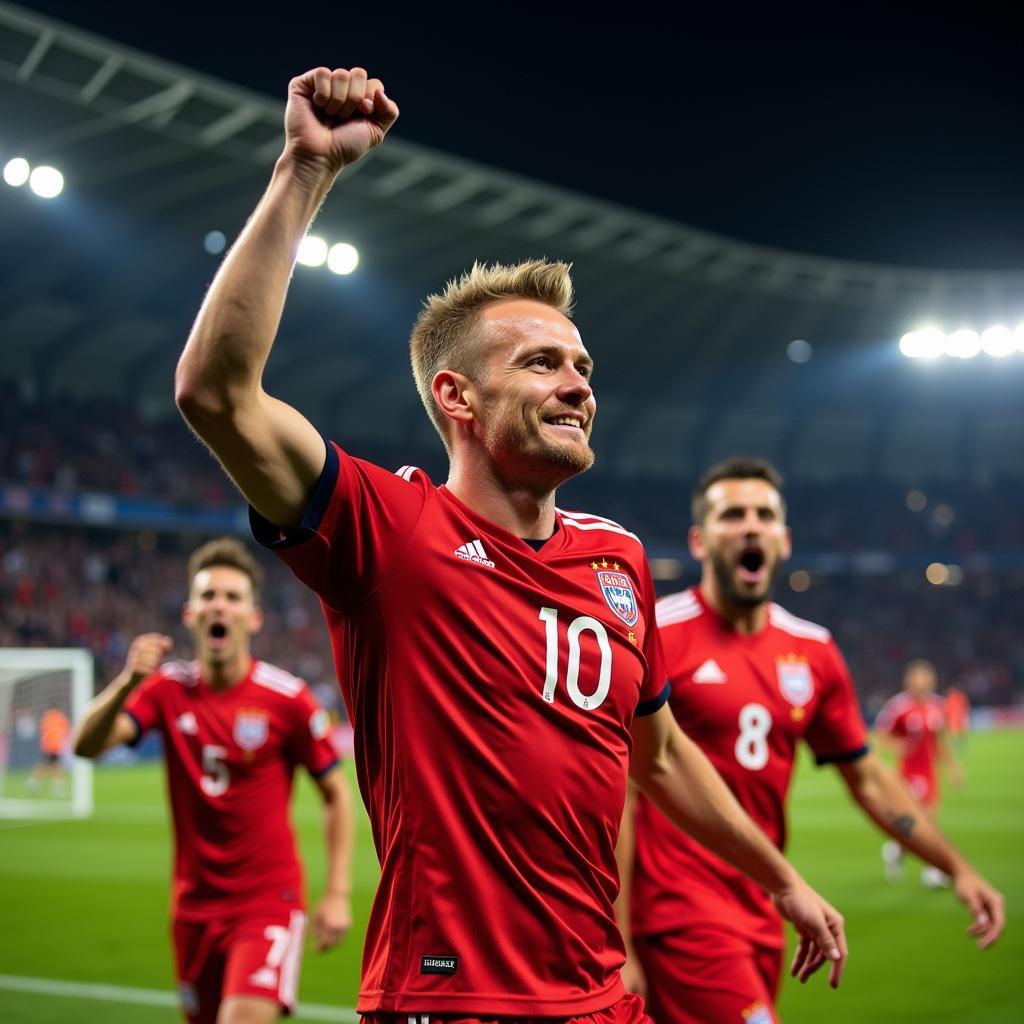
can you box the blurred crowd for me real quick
[1,382,1022,712]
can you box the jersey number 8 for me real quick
[735,703,772,771]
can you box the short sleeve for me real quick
[805,642,869,765]
[288,686,340,779]
[121,673,164,745]
[250,440,430,610]
[635,560,671,717]
[873,698,903,737]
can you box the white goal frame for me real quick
[0,648,94,818]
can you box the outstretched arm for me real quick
[73,633,172,758]
[175,68,399,529]
[630,705,848,988]
[310,767,355,952]
[837,751,1004,949]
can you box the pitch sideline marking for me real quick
[0,973,359,1022]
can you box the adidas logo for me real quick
[248,966,278,989]
[454,539,495,568]
[693,659,727,684]
[175,712,198,735]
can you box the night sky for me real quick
[15,2,1024,270]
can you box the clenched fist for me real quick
[285,67,399,176]
[124,633,173,685]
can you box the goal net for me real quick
[0,648,94,818]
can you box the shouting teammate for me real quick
[174,67,848,1023]
[618,457,1004,1024]
[74,538,353,1024]
[876,659,964,887]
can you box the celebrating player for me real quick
[73,538,353,1024]
[876,659,964,887]
[618,457,1004,1024]
[174,66,848,1023]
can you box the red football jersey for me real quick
[251,441,669,1016]
[631,587,867,950]
[123,658,338,921]
[874,692,945,783]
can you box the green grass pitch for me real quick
[0,733,1021,1022]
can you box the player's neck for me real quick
[698,579,769,635]
[446,457,559,540]
[199,653,252,690]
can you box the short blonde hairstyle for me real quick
[410,259,575,448]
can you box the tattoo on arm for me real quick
[890,813,916,838]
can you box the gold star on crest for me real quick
[601,559,609,569]
[627,630,637,645]
[613,562,621,571]
[591,561,600,570]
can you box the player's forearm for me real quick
[175,154,336,422]
[613,784,638,950]
[322,771,355,897]
[843,756,967,876]
[632,725,798,896]
[72,673,137,758]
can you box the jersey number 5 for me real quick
[200,744,230,796]
[539,607,611,711]
[735,703,772,770]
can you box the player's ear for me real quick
[181,600,193,629]
[688,524,705,561]
[780,525,793,561]
[432,369,477,427]
[248,606,264,635]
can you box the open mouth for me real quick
[737,547,766,581]
[208,623,228,641]
[543,414,586,433]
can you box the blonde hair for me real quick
[188,537,264,602]
[409,259,575,448]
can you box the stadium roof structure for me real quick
[2,1,1023,485]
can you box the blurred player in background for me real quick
[876,659,964,887]
[73,538,353,1024]
[27,703,71,795]
[945,683,971,754]
[618,457,1004,1024]
[174,66,850,1024]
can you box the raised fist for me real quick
[285,67,399,175]
[124,633,173,684]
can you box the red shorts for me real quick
[173,908,306,1024]
[904,772,938,808]
[361,992,650,1024]
[635,929,782,1024]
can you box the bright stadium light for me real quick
[899,331,921,358]
[28,165,63,198]
[901,326,945,359]
[980,325,1015,357]
[786,339,812,363]
[327,242,359,275]
[789,570,811,592]
[1016,321,1024,352]
[3,156,30,187]
[945,328,981,359]
[925,562,949,586]
[296,235,328,267]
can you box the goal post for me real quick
[0,648,94,819]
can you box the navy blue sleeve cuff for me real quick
[815,744,869,766]
[311,757,341,780]
[636,681,672,717]
[250,438,337,551]
[123,711,144,748]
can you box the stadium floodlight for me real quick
[203,230,226,255]
[944,328,981,359]
[28,165,64,198]
[925,562,949,586]
[3,156,30,187]
[296,235,328,267]
[327,242,359,275]
[900,326,946,359]
[980,325,1015,357]
[1016,321,1024,353]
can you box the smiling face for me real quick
[690,477,792,609]
[182,565,263,673]
[471,298,597,486]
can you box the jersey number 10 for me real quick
[539,607,611,711]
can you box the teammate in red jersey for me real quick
[876,659,964,887]
[174,66,849,1024]
[617,458,1004,1024]
[73,538,354,1024]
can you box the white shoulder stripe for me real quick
[557,509,641,543]
[769,604,831,643]
[395,465,420,482]
[252,661,304,697]
[657,601,704,626]
[161,660,198,686]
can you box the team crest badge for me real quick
[776,656,814,707]
[596,568,639,627]
[234,710,269,751]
